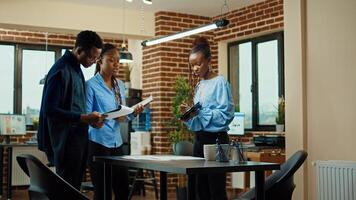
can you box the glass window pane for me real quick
[61,48,95,80]
[238,42,253,129]
[257,40,279,125]
[22,49,55,123]
[0,45,15,114]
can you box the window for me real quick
[22,49,55,118]
[0,45,15,114]
[0,42,72,126]
[61,49,96,80]
[228,32,284,131]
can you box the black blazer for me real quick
[37,51,87,167]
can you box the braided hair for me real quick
[95,43,122,106]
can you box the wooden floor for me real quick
[1,187,238,199]
[1,189,176,200]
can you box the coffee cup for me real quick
[203,144,216,161]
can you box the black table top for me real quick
[94,155,280,174]
[0,142,38,147]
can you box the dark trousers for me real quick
[88,140,129,200]
[192,131,229,200]
[56,131,88,190]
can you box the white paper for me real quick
[131,95,153,109]
[121,155,205,161]
[105,105,134,119]
[104,95,154,119]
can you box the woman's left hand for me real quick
[114,116,127,122]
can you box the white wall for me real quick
[285,0,356,199]
[284,0,308,199]
[128,39,143,89]
[306,0,356,199]
[0,0,154,38]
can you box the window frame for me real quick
[227,32,284,131]
[0,42,71,114]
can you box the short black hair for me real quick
[75,30,103,51]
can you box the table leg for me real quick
[255,170,265,200]
[103,163,112,200]
[187,175,195,200]
[0,147,3,198]
[7,147,12,200]
[159,171,167,200]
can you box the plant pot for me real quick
[276,124,285,133]
[173,141,193,156]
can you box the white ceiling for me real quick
[56,0,265,17]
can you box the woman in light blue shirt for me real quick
[86,43,143,200]
[182,37,234,200]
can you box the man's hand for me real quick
[80,112,107,128]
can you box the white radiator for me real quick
[314,160,356,200]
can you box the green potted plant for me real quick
[275,96,285,132]
[166,76,193,200]
[167,76,193,156]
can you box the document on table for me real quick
[121,155,205,161]
[104,95,154,119]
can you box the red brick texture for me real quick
[141,0,283,196]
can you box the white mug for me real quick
[203,144,216,161]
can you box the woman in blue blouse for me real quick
[86,43,143,200]
[182,37,234,200]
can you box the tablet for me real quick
[180,102,201,120]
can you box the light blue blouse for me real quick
[86,73,129,148]
[184,75,234,132]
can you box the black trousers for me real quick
[88,140,129,200]
[192,131,229,200]
[56,131,88,190]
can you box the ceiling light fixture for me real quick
[141,19,229,46]
[143,0,152,5]
[119,43,133,63]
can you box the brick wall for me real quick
[213,0,284,42]
[141,0,284,196]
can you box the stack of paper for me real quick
[105,95,153,119]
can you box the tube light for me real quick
[143,0,152,5]
[141,19,229,46]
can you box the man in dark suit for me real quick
[38,30,106,189]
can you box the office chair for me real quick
[128,168,158,200]
[16,154,89,200]
[235,150,308,200]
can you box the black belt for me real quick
[194,131,228,140]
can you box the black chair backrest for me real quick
[16,154,89,200]
[16,155,30,177]
[240,150,308,200]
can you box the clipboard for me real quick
[180,102,201,120]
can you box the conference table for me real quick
[94,155,280,200]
